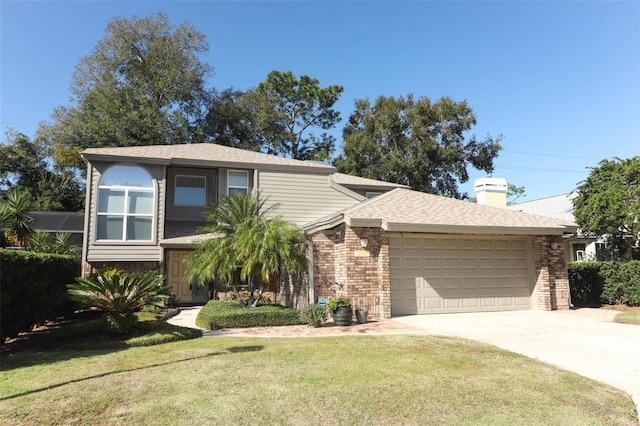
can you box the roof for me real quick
[506,192,576,222]
[330,173,409,190]
[303,188,578,235]
[81,143,336,174]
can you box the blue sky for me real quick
[1,1,638,201]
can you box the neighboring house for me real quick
[31,211,85,247]
[80,144,577,319]
[507,193,600,262]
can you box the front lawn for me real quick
[1,335,636,425]
[615,309,640,325]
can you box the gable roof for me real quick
[81,143,336,174]
[304,188,578,235]
[506,192,577,222]
[330,173,409,190]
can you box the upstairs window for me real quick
[366,191,382,199]
[227,170,249,195]
[96,165,154,241]
[175,175,206,206]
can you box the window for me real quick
[572,243,586,262]
[365,191,382,199]
[227,170,249,195]
[175,175,206,206]
[96,165,154,241]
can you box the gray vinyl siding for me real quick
[258,171,362,226]
[86,161,165,262]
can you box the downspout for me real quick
[80,160,92,277]
[306,240,314,304]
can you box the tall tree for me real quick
[573,156,640,261]
[37,13,213,171]
[334,95,502,198]
[0,130,84,211]
[185,192,307,308]
[244,70,344,161]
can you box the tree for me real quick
[573,156,640,261]
[507,183,526,205]
[334,95,502,198]
[37,13,213,171]
[242,70,344,161]
[185,192,307,308]
[0,188,35,247]
[201,88,263,152]
[0,130,84,211]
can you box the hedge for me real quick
[196,300,304,329]
[568,261,640,307]
[1,249,80,342]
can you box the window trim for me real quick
[95,164,156,243]
[174,174,207,206]
[227,170,249,195]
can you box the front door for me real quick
[167,250,209,304]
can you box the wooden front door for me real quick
[168,251,192,303]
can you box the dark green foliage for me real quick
[568,262,605,307]
[298,304,328,327]
[195,300,304,329]
[335,95,502,198]
[573,156,640,261]
[67,270,169,334]
[600,261,640,306]
[1,249,79,342]
[568,261,640,307]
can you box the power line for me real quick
[495,164,587,173]
[502,150,601,160]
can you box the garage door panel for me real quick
[391,235,533,315]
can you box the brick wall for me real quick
[532,235,570,310]
[310,225,391,320]
[82,261,162,275]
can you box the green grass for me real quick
[614,310,640,325]
[1,335,636,425]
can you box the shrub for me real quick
[67,270,168,335]
[600,261,640,306]
[196,300,304,329]
[1,249,79,342]
[327,296,351,312]
[568,262,605,307]
[299,304,328,328]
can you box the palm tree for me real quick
[185,191,307,307]
[0,188,35,247]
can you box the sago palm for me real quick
[0,188,35,247]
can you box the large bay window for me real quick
[96,165,155,241]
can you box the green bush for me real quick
[600,261,640,306]
[67,270,168,335]
[299,304,328,327]
[196,300,304,329]
[568,262,605,307]
[569,261,640,307]
[1,249,79,342]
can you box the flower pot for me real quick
[332,305,352,326]
[355,309,368,324]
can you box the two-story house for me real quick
[81,143,577,319]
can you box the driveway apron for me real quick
[392,309,640,400]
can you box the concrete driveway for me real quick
[393,309,640,403]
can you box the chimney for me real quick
[474,177,507,208]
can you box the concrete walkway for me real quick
[168,307,640,412]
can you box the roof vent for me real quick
[474,177,507,208]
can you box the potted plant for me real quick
[355,307,368,324]
[327,296,352,326]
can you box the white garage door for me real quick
[390,234,533,315]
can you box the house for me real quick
[80,144,577,319]
[506,193,600,262]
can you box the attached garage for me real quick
[390,234,534,315]
[306,188,578,320]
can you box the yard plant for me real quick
[67,269,169,334]
[1,334,636,425]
